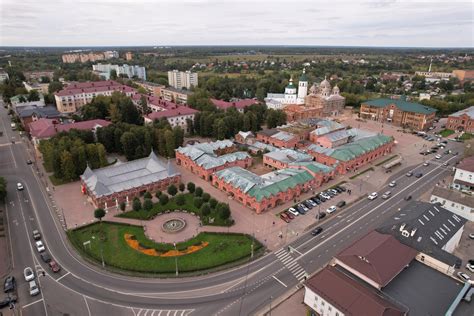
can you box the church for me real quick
[265,69,308,109]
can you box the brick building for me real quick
[446,106,474,133]
[360,97,437,130]
[175,140,252,181]
[305,78,345,116]
[256,129,299,149]
[308,120,345,144]
[80,152,180,209]
[283,105,322,122]
[211,98,259,113]
[263,148,313,169]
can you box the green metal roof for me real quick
[329,134,393,162]
[363,98,437,115]
[286,82,296,89]
[299,72,308,82]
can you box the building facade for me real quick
[256,129,299,149]
[431,187,474,222]
[283,105,322,122]
[62,51,118,63]
[167,70,198,89]
[265,70,308,109]
[93,64,146,80]
[263,149,313,169]
[125,52,133,61]
[360,97,437,130]
[446,106,474,133]
[452,156,474,192]
[305,79,345,116]
[144,106,197,130]
[160,86,192,104]
[135,81,165,97]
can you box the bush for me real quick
[144,192,152,199]
[179,183,185,192]
[119,202,126,212]
[209,198,218,209]
[195,187,203,197]
[187,182,195,193]
[200,203,211,216]
[143,198,153,211]
[159,194,169,205]
[94,208,106,221]
[132,198,142,212]
[167,184,178,196]
[202,193,210,202]
[175,194,185,206]
[194,197,203,208]
[155,190,162,199]
[217,203,231,220]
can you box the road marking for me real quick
[56,271,70,282]
[4,197,15,268]
[83,295,92,316]
[272,275,288,288]
[22,298,44,309]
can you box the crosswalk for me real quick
[274,248,307,282]
[132,309,194,316]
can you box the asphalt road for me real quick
[0,103,463,316]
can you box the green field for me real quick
[440,129,455,137]
[68,222,261,275]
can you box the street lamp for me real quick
[269,296,273,315]
[174,242,179,276]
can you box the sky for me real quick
[0,0,473,47]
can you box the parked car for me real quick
[334,187,343,193]
[406,171,413,177]
[320,193,331,200]
[3,276,15,293]
[325,190,336,197]
[329,189,339,195]
[336,200,346,208]
[311,227,323,236]
[35,240,45,253]
[318,195,327,202]
[311,197,321,204]
[466,263,474,273]
[49,260,61,273]
[29,280,40,296]
[287,207,299,217]
[296,205,306,215]
[280,213,291,223]
[40,252,52,263]
[32,230,41,240]
[457,272,470,282]
[468,259,474,265]
[444,150,452,154]
[415,173,423,178]
[337,186,347,192]
[326,206,337,214]
[367,192,378,200]
[435,154,442,159]
[17,182,24,190]
[24,267,34,282]
[404,195,412,201]
[423,162,429,166]
[284,211,295,220]
[316,212,326,220]
[389,181,396,187]
[0,295,17,308]
[382,191,392,199]
[306,199,317,207]
[298,204,309,212]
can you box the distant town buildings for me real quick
[446,106,474,133]
[62,51,118,63]
[210,98,259,113]
[0,68,9,82]
[92,63,146,80]
[360,97,437,130]
[125,52,133,61]
[452,69,474,83]
[24,71,54,81]
[135,81,165,97]
[415,70,452,83]
[167,70,198,90]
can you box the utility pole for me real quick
[174,242,179,276]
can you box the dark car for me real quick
[336,200,346,208]
[296,205,306,215]
[3,276,15,293]
[318,195,327,202]
[26,159,33,165]
[333,187,343,193]
[405,195,412,201]
[280,213,291,223]
[311,227,323,236]
[40,252,52,263]
[311,197,321,204]
[415,173,423,178]
[326,190,337,197]
[0,294,17,308]
[338,186,347,192]
[303,200,314,209]
[316,212,326,220]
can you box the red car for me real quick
[280,213,291,223]
[284,211,295,220]
[49,260,61,273]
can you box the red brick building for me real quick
[256,129,299,149]
[283,105,322,122]
[263,148,313,169]
[175,140,252,181]
[446,106,474,133]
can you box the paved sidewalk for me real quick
[270,288,306,316]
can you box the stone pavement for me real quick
[269,288,306,316]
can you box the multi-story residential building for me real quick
[446,106,474,133]
[360,97,437,130]
[160,86,192,104]
[305,79,345,116]
[431,187,474,221]
[167,70,198,89]
[125,52,133,61]
[24,71,54,81]
[144,106,197,131]
[452,156,474,192]
[54,80,136,113]
[93,63,146,81]
[0,68,9,82]
[135,81,165,97]
[210,98,259,113]
[62,51,118,63]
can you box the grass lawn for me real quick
[459,133,474,141]
[349,167,374,180]
[440,129,455,137]
[68,222,261,274]
[117,193,233,226]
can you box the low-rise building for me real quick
[144,106,197,131]
[263,148,313,169]
[210,98,258,113]
[256,129,299,149]
[308,120,345,143]
[24,71,54,81]
[23,81,49,94]
[360,97,437,130]
[81,152,180,209]
[175,140,252,181]
[431,187,474,221]
[446,106,474,133]
[10,94,45,108]
[283,105,322,122]
[0,68,10,82]
[16,105,61,132]
[452,156,474,192]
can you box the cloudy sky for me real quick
[0,0,472,47]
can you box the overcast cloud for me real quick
[0,0,472,47]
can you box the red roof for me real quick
[335,231,417,288]
[146,106,197,121]
[29,118,111,139]
[457,156,474,172]
[305,266,407,316]
[131,93,179,110]
[211,98,258,110]
[55,80,136,97]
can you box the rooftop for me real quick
[264,148,313,164]
[271,131,297,142]
[335,230,417,288]
[29,118,111,139]
[376,201,466,266]
[305,265,407,316]
[448,106,474,119]
[288,161,334,174]
[16,105,61,119]
[146,106,197,120]
[431,186,474,209]
[55,80,136,97]
[363,98,437,115]
[81,152,179,198]
[456,156,474,173]
[310,120,345,136]
[211,98,258,110]
[257,129,279,137]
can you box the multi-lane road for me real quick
[0,103,463,316]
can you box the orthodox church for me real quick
[265,69,308,109]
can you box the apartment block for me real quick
[168,70,198,89]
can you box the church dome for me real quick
[320,78,331,89]
[332,85,340,94]
[286,77,296,89]
[309,83,318,94]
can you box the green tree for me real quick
[48,81,63,94]
[96,143,108,167]
[195,187,203,197]
[120,131,138,160]
[209,198,218,209]
[193,197,203,208]
[139,95,151,115]
[159,194,169,205]
[200,203,211,216]
[187,182,195,193]
[155,190,162,199]
[202,193,210,202]
[167,184,177,196]
[110,69,118,80]
[60,150,76,181]
[94,208,106,222]
[143,198,153,211]
[132,197,142,211]
[175,194,185,206]
[178,183,185,192]
[119,202,126,212]
[0,177,7,202]
[217,203,231,219]
[144,192,152,199]
[27,89,40,101]
[164,129,176,157]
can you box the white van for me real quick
[10,123,16,130]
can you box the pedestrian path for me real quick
[274,248,307,282]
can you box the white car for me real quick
[17,182,24,190]
[466,264,474,273]
[382,191,391,199]
[423,162,429,166]
[435,154,442,159]
[24,267,35,282]
[457,272,470,282]
[389,181,396,187]
[29,280,40,296]
[326,206,337,214]
[36,240,45,253]
[287,207,299,217]
[368,192,378,200]
[320,193,331,200]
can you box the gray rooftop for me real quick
[271,131,297,142]
[16,105,61,119]
[81,152,179,198]
[264,148,313,164]
[431,186,474,209]
[376,201,466,266]
[449,106,474,119]
[310,120,345,136]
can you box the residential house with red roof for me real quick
[211,98,259,113]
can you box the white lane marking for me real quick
[56,271,70,282]
[137,309,143,316]
[84,295,92,316]
[22,298,44,309]
[4,197,15,268]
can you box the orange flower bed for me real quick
[124,234,209,257]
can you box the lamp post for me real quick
[174,242,179,276]
[269,296,273,315]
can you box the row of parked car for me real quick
[279,185,347,223]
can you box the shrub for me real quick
[155,190,162,199]
[159,194,169,205]
[209,198,218,209]
[143,198,153,211]
[167,184,177,196]
[132,199,142,212]
[217,203,231,220]
[94,208,106,221]
[202,193,210,202]
[178,183,185,192]
[175,194,185,206]
[195,187,203,197]
[200,203,211,216]
[194,197,203,208]
[144,192,152,199]
[187,182,195,193]
[119,202,126,212]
